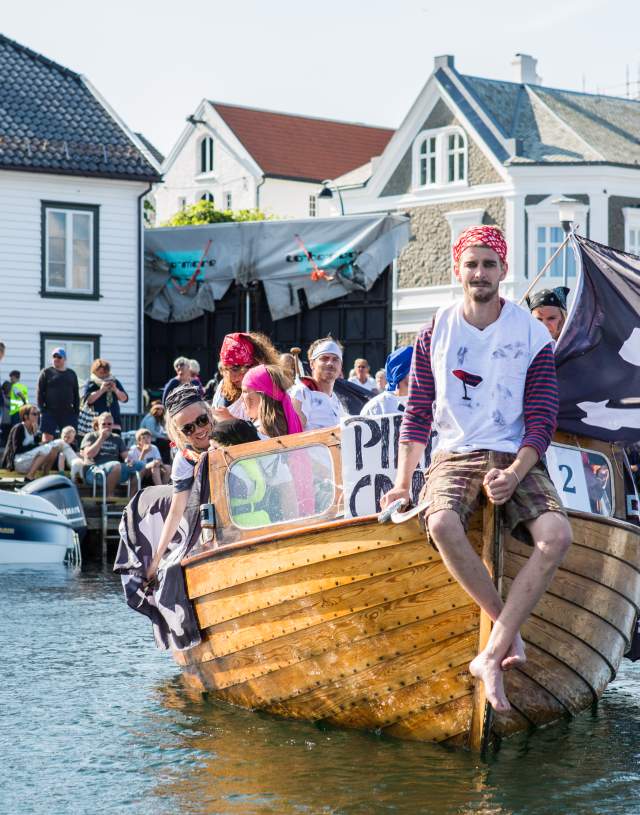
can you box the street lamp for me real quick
[318,179,345,215]
[552,196,578,287]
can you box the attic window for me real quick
[412,127,467,189]
[200,137,214,173]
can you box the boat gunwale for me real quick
[182,508,640,569]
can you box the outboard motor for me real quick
[20,474,87,540]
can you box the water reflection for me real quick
[151,665,640,815]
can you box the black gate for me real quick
[144,268,391,391]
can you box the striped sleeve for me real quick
[520,343,558,459]
[399,327,435,446]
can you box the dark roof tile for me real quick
[0,33,160,181]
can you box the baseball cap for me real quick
[51,347,66,359]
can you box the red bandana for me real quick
[452,226,508,273]
[220,333,254,367]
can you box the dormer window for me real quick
[447,132,465,182]
[419,136,437,186]
[412,127,467,189]
[199,136,214,173]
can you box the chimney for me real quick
[511,53,541,85]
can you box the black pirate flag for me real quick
[555,234,640,442]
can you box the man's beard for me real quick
[468,281,499,302]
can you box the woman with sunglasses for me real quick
[211,332,280,415]
[145,385,214,582]
[1,403,76,481]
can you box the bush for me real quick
[161,201,271,227]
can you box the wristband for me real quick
[510,469,521,485]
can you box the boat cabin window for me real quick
[226,444,336,530]
[546,443,614,517]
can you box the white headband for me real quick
[310,340,343,361]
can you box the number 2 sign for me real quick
[545,445,591,513]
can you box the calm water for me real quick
[2,564,640,815]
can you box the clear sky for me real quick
[4,0,640,158]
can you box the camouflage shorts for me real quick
[420,449,567,543]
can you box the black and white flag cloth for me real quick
[555,234,640,442]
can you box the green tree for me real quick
[161,200,271,227]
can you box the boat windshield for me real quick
[547,443,614,517]
[226,444,336,530]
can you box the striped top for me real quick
[400,325,558,459]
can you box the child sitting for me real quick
[57,425,85,482]
[127,428,171,486]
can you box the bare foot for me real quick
[501,632,526,671]
[469,653,511,712]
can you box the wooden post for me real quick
[468,501,502,753]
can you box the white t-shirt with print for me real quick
[348,375,377,392]
[290,382,346,431]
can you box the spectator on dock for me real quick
[290,338,347,430]
[1,404,76,481]
[80,412,141,497]
[145,385,214,582]
[361,346,413,417]
[127,428,171,486]
[374,369,387,392]
[162,357,193,404]
[241,365,303,438]
[348,358,377,392]
[140,401,171,463]
[189,359,203,390]
[8,371,28,426]
[57,425,85,482]
[37,348,80,442]
[83,359,128,434]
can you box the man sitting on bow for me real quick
[381,225,572,712]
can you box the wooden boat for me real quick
[173,426,640,750]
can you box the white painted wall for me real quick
[155,126,259,223]
[0,170,147,413]
[260,178,322,220]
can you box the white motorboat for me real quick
[0,490,78,564]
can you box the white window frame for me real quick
[622,207,640,256]
[199,136,214,174]
[411,126,468,191]
[525,197,589,282]
[224,192,233,210]
[177,196,187,210]
[309,194,317,217]
[43,204,96,297]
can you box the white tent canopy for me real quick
[144,214,411,323]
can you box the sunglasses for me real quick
[52,354,63,359]
[180,413,209,436]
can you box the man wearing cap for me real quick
[37,348,80,442]
[290,337,347,430]
[361,346,413,416]
[381,225,572,713]
[526,287,569,342]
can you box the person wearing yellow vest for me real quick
[8,371,28,426]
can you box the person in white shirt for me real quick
[361,346,412,416]
[290,338,347,430]
[127,428,171,485]
[348,358,377,391]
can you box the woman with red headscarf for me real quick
[211,332,280,413]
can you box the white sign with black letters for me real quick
[545,444,591,513]
[341,414,428,518]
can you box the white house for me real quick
[334,54,640,344]
[155,100,393,223]
[0,34,161,413]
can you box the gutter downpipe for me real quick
[138,183,153,417]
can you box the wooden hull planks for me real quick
[176,485,640,747]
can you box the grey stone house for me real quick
[337,54,640,343]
